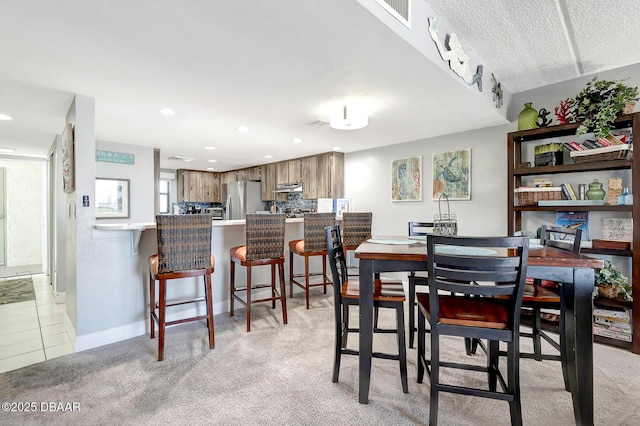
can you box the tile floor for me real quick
[0,274,73,373]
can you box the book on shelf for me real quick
[582,139,601,149]
[593,324,632,342]
[593,308,631,322]
[605,133,625,145]
[560,183,572,200]
[564,183,578,200]
[563,142,578,151]
[597,137,612,147]
[568,141,586,151]
[556,211,590,240]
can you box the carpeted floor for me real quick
[0,277,35,305]
[0,292,639,425]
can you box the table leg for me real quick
[359,259,374,404]
[571,268,594,426]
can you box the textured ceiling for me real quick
[0,0,638,171]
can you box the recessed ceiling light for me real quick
[0,114,14,121]
[159,108,176,116]
[208,159,217,163]
[292,138,303,144]
[207,167,215,171]
[204,146,216,150]
[264,155,273,159]
[0,147,16,153]
[236,125,250,133]
[332,147,341,151]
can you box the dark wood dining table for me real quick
[355,237,603,426]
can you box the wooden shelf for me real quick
[514,159,632,176]
[594,335,633,349]
[593,295,633,310]
[515,205,632,212]
[582,248,633,257]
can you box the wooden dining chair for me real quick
[407,221,434,348]
[289,212,335,309]
[417,234,529,425]
[148,214,215,361]
[325,224,408,393]
[230,214,288,332]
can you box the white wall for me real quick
[0,157,44,266]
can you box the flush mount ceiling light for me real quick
[159,108,176,116]
[330,104,368,130]
[0,113,14,121]
[168,155,194,162]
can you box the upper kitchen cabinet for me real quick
[220,171,236,184]
[261,162,277,201]
[177,169,221,202]
[276,159,302,184]
[237,166,262,181]
[303,152,344,199]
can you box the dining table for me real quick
[355,236,604,426]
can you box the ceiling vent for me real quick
[376,0,410,28]
[307,119,329,127]
[168,155,195,162]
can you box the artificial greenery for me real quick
[569,76,638,138]
[595,260,633,301]
[534,142,563,155]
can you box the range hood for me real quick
[273,182,303,193]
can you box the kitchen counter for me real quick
[93,217,304,231]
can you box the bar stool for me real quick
[148,214,215,361]
[341,212,372,277]
[289,212,335,309]
[230,213,287,332]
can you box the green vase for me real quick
[518,102,538,131]
[586,179,606,200]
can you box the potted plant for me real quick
[594,260,633,301]
[569,76,639,138]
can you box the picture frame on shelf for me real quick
[95,178,130,219]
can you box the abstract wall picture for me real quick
[432,149,471,200]
[61,123,74,193]
[391,156,422,202]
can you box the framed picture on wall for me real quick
[432,149,471,200]
[95,178,130,219]
[391,156,422,202]
[61,123,74,193]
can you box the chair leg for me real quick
[532,306,543,361]
[271,263,276,309]
[395,304,408,393]
[560,285,570,392]
[204,274,215,350]
[149,273,155,339]
[157,279,166,361]
[333,300,343,383]
[289,251,295,298]
[279,261,288,325]
[429,328,440,426]
[304,256,310,309]
[507,338,523,426]
[374,307,380,330]
[229,261,235,317]
[417,308,425,383]
[488,340,499,392]
[408,275,416,348]
[342,304,349,348]
[322,254,328,294]
[465,337,479,355]
[246,266,252,332]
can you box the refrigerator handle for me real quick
[226,194,232,220]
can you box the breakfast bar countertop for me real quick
[93,217,304,230]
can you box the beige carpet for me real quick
[0,292,639,425]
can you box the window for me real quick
[159,180,170,214]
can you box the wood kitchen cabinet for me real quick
[308,152,344,198]
[276,159,302,184]
[261,162,277,201]
[177,169,221,202]
[236,166,261,181]
[220,171,236,184]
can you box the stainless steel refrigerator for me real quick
[222,181,263,220]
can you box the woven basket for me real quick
[597,284,620,299]
[515,187,562,206]
[570,145,633,164]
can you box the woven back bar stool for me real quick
[341,212,372,277]
[230,213,287,332]
[148,214,215,361]
[289,212,335,309]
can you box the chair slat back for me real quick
[540,225,582,253]
[427,235,529,324]
[325,224,347,304]
[408,221,434,236]
[245,213,286,260]
[342,212,372,247]
[156,214,212,274]
[303,213,336,252]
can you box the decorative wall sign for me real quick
[61,123,74,193]
[96,150,135,165]
[428,17,483,91]
[391,156,422,202]
[432,149,471,200]
[95,178,130,219]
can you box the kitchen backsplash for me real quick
[173,194,317,215]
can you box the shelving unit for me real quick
[508,112,639,354]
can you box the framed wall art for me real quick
[432,149,471,200]
[391,156,422,202]
[61,123,75,193]
[95,178,130,219]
